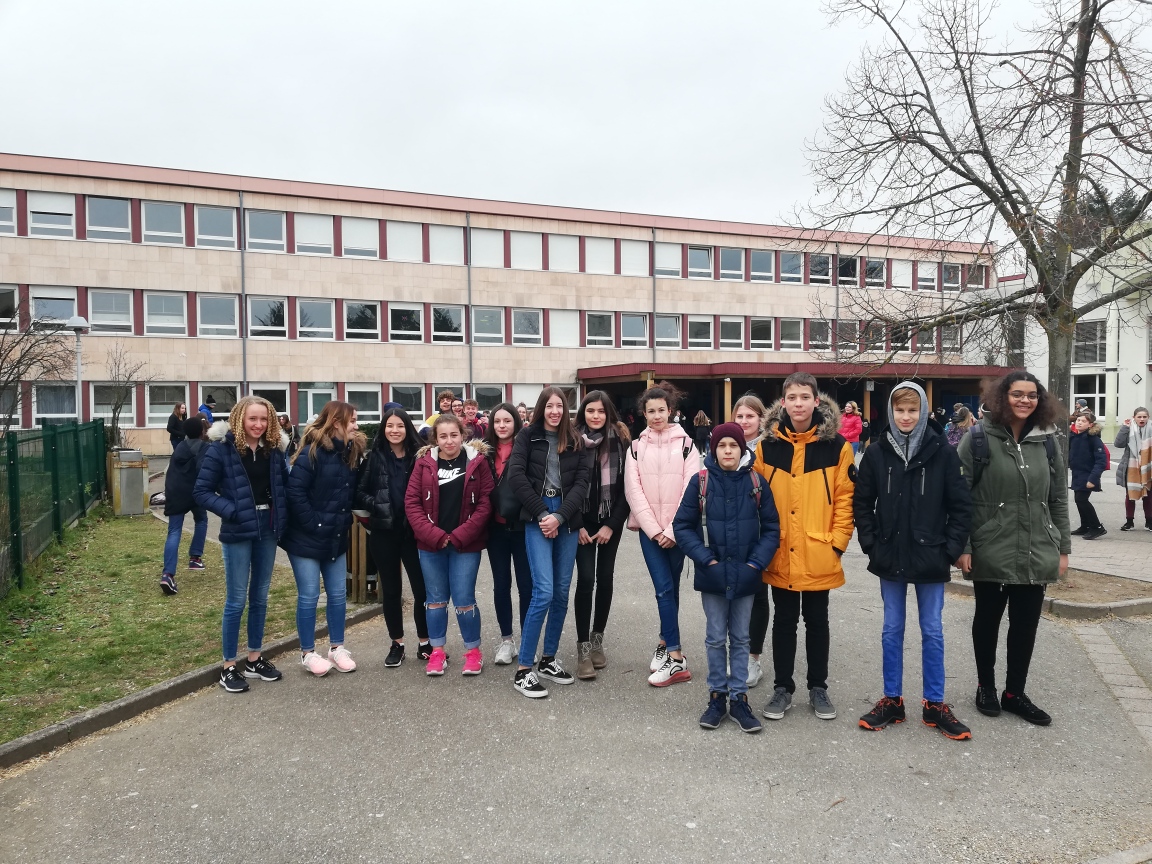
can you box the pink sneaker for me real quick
[425,647,447,676]
[327,645,357,673]
[462,647,483,676]
[301,651,333,677]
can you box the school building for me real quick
[0,153,1012,453]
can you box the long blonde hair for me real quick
[229,396,282,456]
[291,400,366,468]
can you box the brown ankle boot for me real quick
[589,631,607,669]
[577,641,596,680]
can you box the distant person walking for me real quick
[945,406,975,448]
[839,401,863,455]
[693,410,712,454]
[198,395,217,425]
[167,402,188,452]
[160,417,210,595]
[1115,407,1152,531]
[1068,411,1107,540]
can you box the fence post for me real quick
[95,420,106,500]
[73,422,85,514]
[45,425,63,542]
[7,433,22,589]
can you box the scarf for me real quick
[1126,420,1152,500]
[580,428,620,520]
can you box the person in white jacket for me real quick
[624,382,701,687]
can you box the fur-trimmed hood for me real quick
[415,439,491,461]
[207,420,290,451]
[762,393,843,443]
[1074,421,1103,437]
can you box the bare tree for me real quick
[100,340,153,448]
[0,319,73,435]
[803,0,1152,408]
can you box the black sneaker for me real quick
[187,556,205,570]
[219,666,249,693]
[537,657,574,685]
[1070,526,1087,536]
[923,700,972,740]
[975,685,1001,716]
[417,642,434,662]
[513,668,549,699]
[1082,526,1107,540]
[385,641,405,668]
[1121,520,1135,531]
[242,657,283,682]
[1145,520,1152,532]
[859,696,906,730]
[699,692,727,729]
[728,694,763,734]
[160,573,178,595]
[1001,691,1051,726]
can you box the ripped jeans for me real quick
[418,546,482,650]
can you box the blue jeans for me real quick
[639,532,686,652]
[488,521,532,639]
[164,507,207,575]
[220,512,277,662]
[418,547,482,650]
[880,578,946,702]
[851,442,861,455]
[701,592,755,697]
[288,553,348,653]
[519,495,580,666]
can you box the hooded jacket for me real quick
[282,440,359,561]
[404,441,494,553]
[673,451,781,599]
[164,437,209,516]
[507,425,592,529]
[624,422,701,541]
[355,446,415,533]
[193,421,289,543]
[752,394,855,592]
[1068,421,1107,492]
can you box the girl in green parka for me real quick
[956,371,1071,727]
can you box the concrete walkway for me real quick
[2,528,1150,862]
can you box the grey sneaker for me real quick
[809,687,837,720]
[763,686,792,720]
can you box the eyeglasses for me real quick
[1007,391,1039,402]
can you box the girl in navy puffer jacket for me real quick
[285,400,367,677]
[1069,411,1107,539]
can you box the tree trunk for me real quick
[1046,325,1074,417]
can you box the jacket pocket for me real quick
[911,529,949,576]
[805,531,840,575]
[970,506,1006,547]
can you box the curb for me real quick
[0,603,380,770]
[1084,840,1152,864]
[944,580,1152,620]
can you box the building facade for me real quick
[0,153,1008,453]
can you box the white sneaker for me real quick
[494,639,516,665]
[301,651,333,677]
[746,657,763,688]
[647,654,691,687]
[327,645,357,673]
[650,644,668,672]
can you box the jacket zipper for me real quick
[821,468,832,505]
[921,467,925,496]
[886,466,892,494]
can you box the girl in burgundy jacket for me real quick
[404,414,494,677]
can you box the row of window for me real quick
[0,189,985,290]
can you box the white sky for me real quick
[0,0,1043,225]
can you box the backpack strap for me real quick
[683,444,693,460]
[698,468,709,547]
[750,470,762,507]
[968,423,990,487]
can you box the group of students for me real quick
[167,368,1106,741]
[1066,402,1152,539]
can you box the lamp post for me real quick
[64,315,89,424]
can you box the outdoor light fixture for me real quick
[65,315,89,424]
[1133,374,1143,385]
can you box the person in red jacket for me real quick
[404,414,494,677]
[840,401,864,455]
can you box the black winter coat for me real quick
[193,428,289,543]
[507,425,592,529]
[167,413,185,446]
[164,438,208,516]
[282,441,358,561]
[853,425,972,583]
[1068,425,1107,492]
[355,447,415,533]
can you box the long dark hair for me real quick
[483,402,523,450]
[372,407,423,457]
[576,390,631,450]
[981,371,1063,430]
[531,386,579,453]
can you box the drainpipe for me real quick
[239,191,249,395]
[833,242,840,361]
[651,227,657,365]
[466,213,474,396]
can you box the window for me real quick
[719,316,743,349]
[345,301,380,340]
[942,263,961,291]
[837,256,858,287]
[620,240,649,277]
[92,383,134,422]
[34,384,76,426]
[198,294,238,337]
[586,312,614,347]
[475,385,504,411]
[941,324,961,351]
[196,206,236,249]
[719,248,744,280]
[147,384,187,427]
[555,386,579,415]
[298,383,336,422]
[429,224,464,265]
[469,227,503,267]
[779,318,803,350]
[584,237,615,275]
[248,297,287,338]
[0,285,15,329]
[835,320,859,349]
[865,258,886,287]
[89,289,132,333]
[750,250,774,281]
[917,262,938,291]
[509,231,542,270]
[342,217,379,257]
[967,264,986,289]
[548,235,579,272]
[916,327,936,351]
[512,309,542,345]
[550,310,579,347]
[144,292,187,336]
[294,213,333,255]
[1073,320,1107,364]
[1073,374,1107,419]
[750,317,774,349]
[199,384,239,417]
[864,322,887,351]
[432,305,464,343]
[390,385,424,420]
[142,201,184,244]
[29,286,76,325]
[780,252,803,283]
[433,385,465,403]
[654,314,681,348]
[654,242,682,277]
[86,197,131,241]
[621,313,648,348]
[347,386,381,422]
[0,189,14,234]
[891,259,913,289]
[808,253,832,285]
[809,320,832,350]
[688,246,712,279]
[387,221,423,262]
[0,386,18,422]
[28,191,75,238]
[472,307,504,345]
[891,325,913,352]
[252,386,289,414]
[246,210,285,252]
[298,299,334,339]
[687,315,713,349]
[389,303,423,341]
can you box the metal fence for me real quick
[0,420,106,600]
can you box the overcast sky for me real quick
[1,0,1044,225]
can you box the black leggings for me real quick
[749,583,769,655]
[369,528,427,642]
[1073,489,1102,530]
[573,519,623,643]
[770,587,830,693]
[971,581,1046,695]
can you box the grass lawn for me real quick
[0,507,300,746]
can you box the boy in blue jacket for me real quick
[674,423,780,733]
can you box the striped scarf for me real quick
[1126,421,1152,500]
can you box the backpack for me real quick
[698,467,762,547]
[967,422,1056,488]
[629,439,693,461]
